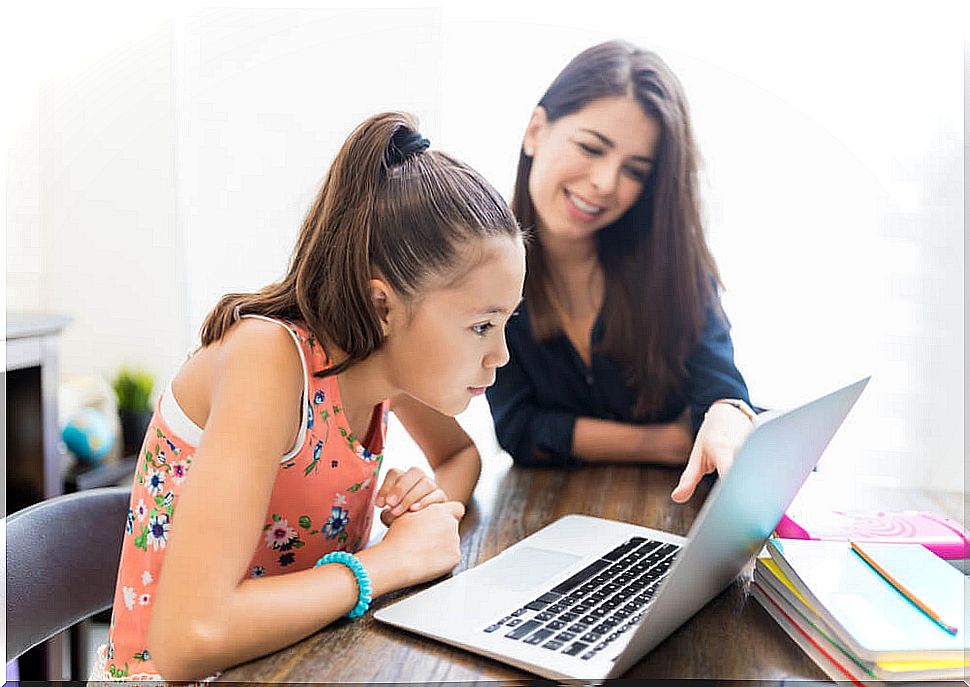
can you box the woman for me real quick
[486,40,756,503]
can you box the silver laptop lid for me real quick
[608,377,870,678]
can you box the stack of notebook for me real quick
[751,537,968,683]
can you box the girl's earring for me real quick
[523,145,534,158]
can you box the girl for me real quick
[95,112,526,681]
[486,40,756,503]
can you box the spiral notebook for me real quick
[775,507,970,560]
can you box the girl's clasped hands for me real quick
[375,467,451,525]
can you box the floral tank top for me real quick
[95,316,388,681]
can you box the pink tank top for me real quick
[97,317,388,680]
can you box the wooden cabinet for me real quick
[6,314,71,514]
[6,313,72,679]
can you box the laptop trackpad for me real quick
[471,547,583,593]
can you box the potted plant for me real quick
[112,366,155,455]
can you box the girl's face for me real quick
[378,235,526,416]
[523,95,661,242]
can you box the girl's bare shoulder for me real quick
[173,317,303,427]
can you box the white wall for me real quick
[6,6,189,387]
[5,1,965,492]
[175,7,446,331]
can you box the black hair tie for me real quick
[387,128,430,165]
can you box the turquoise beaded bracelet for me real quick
[314,551,373,619]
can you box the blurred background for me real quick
[3,0,965,677]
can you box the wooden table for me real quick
[219,458,965,683]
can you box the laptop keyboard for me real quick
[482,536,681,661]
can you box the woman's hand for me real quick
[375,467,449,525]
[360,501,465,592]
[670,401,754,503]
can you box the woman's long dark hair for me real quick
[512,40,720,418]
[200,112,521,377]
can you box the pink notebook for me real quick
[775,508,970,560]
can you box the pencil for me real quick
[849,540,959,635]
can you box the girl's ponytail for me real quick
[293,113,428,375]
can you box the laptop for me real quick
[375,377,870,681]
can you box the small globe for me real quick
[62,407,115,463]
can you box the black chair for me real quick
[4,486,130,662]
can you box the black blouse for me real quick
[486,294,753,467]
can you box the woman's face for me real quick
[523,95,661,242]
